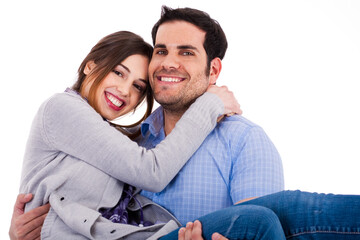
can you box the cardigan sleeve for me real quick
[42,92,224,192]
[47,192,179,239]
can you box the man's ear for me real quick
[209,58,222,85]
[84,61,96,75]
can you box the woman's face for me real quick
[83,54,150,120]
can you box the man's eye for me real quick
[156,50,167,55]
[112,70,123,77]
[182,52,194,56]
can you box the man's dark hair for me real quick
[151,6,228,66]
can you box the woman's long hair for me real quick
[72,31,154,139]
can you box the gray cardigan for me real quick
[20,90,224,239]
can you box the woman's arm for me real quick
[42,86,239,192]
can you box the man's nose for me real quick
[161,53,180,70]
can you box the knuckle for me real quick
[15,229,24,239]
[14,219,24,230]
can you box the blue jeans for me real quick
[160,190,360,239]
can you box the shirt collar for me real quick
[141,106,166,141]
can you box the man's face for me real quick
[148,20,211,111]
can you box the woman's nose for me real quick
[117,81,131,97]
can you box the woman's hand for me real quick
[178,220,229,240]
[9,194,50,240]
[206,85,242,120]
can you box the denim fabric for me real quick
[161,190,360,239]
[242,190,360,239]
[160,204,285,240]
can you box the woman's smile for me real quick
[104,91,125,111]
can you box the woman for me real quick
[17,30,240,239]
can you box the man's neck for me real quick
[163,108,186,136]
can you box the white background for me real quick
[1,0,359,237]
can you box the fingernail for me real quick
[25,193,32,199]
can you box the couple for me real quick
[10,6,360,240]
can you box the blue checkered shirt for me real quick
[138,107,284,225]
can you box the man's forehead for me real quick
[155,20,206,47]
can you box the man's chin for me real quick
[157,99,196,114]
[154,97,178,107]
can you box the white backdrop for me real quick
[1,0,359,237]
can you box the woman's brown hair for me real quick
[72,31,154,139]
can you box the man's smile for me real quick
[157,76,185,83]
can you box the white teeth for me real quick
[106,93,123,107]
[161,77,182,82]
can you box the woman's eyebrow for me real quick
[139,79,148,84]
[117,63,130,73]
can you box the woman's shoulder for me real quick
[43,91,87,109]
[40,91,93,118]
[49,91,86,105]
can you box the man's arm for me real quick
[9,194,50,240]
[230,125,284,203]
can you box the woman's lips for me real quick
[105,91,125,111]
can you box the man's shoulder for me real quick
[213,114,268,143]
[217,114,260,130]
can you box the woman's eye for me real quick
[112,70,123,77]
[133,84,145,92]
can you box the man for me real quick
[10,6,284,239]
[139,6,284,225]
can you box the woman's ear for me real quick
[84,61,96,75]
[209,58,222,85]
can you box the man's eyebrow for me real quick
[154,44,166,49]
[154,44,199,52]
[177,45,198,51]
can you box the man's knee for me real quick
[213,205,284,239]
[233,205,279,225]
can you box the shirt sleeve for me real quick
[229,125,284,202]
[41,92,224,192]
